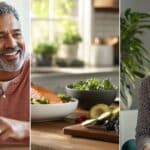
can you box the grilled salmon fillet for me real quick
[31,85,62,104]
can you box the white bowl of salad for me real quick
[31,85,78,122]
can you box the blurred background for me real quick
[31,0,119,68]
[31,0,119,98]
[120,0,150,149]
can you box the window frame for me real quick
[31,0,92,62]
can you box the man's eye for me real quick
[13,33,22,38]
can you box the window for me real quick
[31,0,92,63]
[31,0,79,47]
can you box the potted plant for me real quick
[34,42,58,66]
[58,29,82,60]
[121,8,150,109]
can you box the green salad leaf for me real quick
[31,98,49,104]
[69,78,115,90]
[101,79,115,90]
[57,93,74,103]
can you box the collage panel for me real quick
[0,0,30,149]
[0,0,149,150]
[120,0,150,150]
[31,0,119,150]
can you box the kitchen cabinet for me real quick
[93,0,119,11]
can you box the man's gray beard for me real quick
[0,52,25,72]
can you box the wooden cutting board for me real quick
[63,124,119,143]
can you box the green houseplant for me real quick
[121,8,150,109]
[57,28,82,61]
[62,30,82,45]
[34,42,58,66]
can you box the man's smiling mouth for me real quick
[3,50,19,56]
[0,50,20,61]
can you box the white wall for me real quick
[92,12,119,38]
[78,0,92,64]
[0,0,30,53]
[120,110,138,147]
[78,0,119,64]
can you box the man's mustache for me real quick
[0,46,21,55]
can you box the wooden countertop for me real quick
[31,110,119,150]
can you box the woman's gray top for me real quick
[136,76,150,150]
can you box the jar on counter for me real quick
[90,37,117,67]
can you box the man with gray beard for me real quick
[0,2,29,146]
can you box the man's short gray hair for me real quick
[0,2,19,20]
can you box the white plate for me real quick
[31,98,78,122]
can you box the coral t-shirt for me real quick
[0,58,30,145]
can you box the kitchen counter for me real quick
[32,66,119,75]
[31,66,119,93]
[31,110,119,150]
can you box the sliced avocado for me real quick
[89,104,110,119]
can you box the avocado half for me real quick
[89,104,111,119]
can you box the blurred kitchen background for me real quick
[31,0,119,92]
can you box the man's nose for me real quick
[4,34,17,48]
